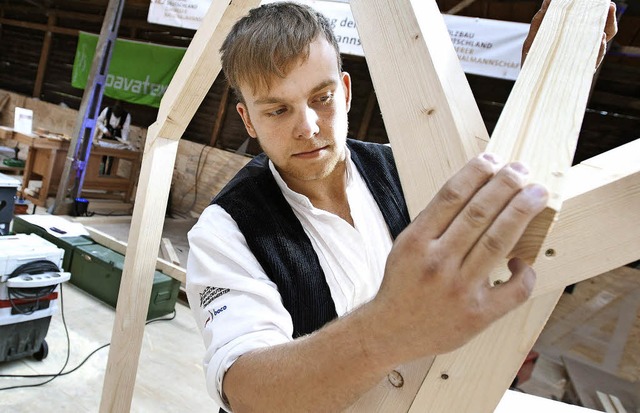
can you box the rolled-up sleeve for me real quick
[186,204,294,411]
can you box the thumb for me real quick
[488,257,536,319]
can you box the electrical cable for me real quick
[7,260,59,316]
[0,283,177,390]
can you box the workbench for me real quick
[0,128,141,207]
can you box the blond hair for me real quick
[220,2,342,101]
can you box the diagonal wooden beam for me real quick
[349,2,488,408]
[412,0,612,410]
[98,1,260,412]
[351,0,613,412]
[153,0,261,142]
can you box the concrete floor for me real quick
[0,283,220,412]
[0,211,220,412]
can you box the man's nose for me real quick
[295,106,320,139]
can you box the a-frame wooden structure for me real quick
[98,0,640,412]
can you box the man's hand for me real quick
[364,154,548,364]
[521,0,618,67]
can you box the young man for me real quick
[96,100,131,144]
[186,2,616,412]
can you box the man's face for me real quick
[236,37,352,188]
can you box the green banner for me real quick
[72,32,186,108]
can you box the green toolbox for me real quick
[12,216,95,271]
[70,244,180,320]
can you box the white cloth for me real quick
[186,149,393,410]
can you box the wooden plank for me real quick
[596,388,622,410]
[98,1,259,411]
[409,2,611,412]
[609,394,628,413]
[486,0,608,211]
[532,145,640,296]
[160,237,181,266]
[349,1,487,409]
[98,136,179,413]
[474,139,640,298]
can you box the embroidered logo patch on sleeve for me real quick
[199,287,230,308]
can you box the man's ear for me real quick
[236,102,258,138]
[342,72,352,113]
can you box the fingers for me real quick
[597,2,618,67]
[605,2,618,42]
[440,162,531,262]
[597,33,607,67]
[412,153,501,239]
[462,183,548,279]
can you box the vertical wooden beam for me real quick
[32,13,55,99]
[98,1,260,411]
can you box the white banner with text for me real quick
[148,0,530,80]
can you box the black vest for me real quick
[213,139,410,337]
[105,107,128,139]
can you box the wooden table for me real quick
[4,130,141,207]
[13,130,69,207]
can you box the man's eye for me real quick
[317,93,334,104]
[266,107,286,117]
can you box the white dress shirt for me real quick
[186,148,393,410]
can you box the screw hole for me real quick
[545,248,556,257]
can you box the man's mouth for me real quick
[293,145,329,158]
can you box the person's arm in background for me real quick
[96,107,110,138]
[222,155,549,413]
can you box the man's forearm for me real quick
[223,302,401,413]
